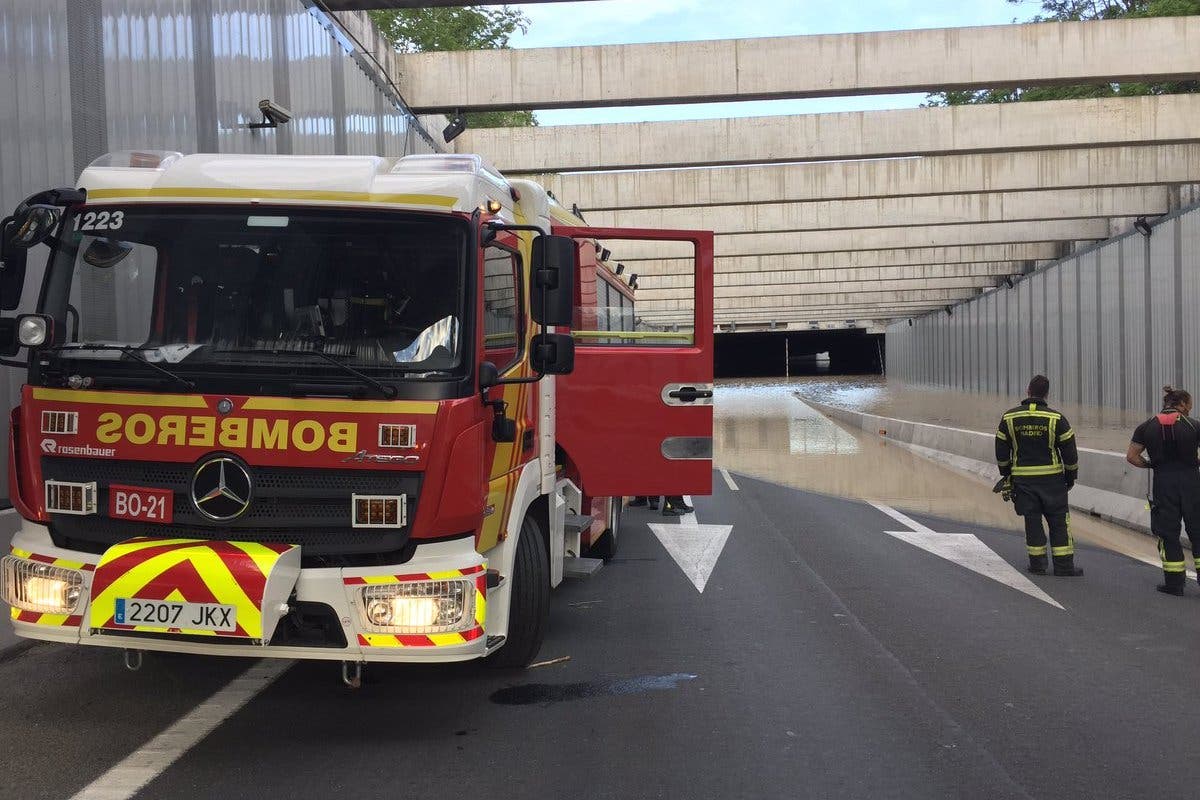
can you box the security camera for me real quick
[258,99,292,125]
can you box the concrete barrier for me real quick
[803,397,1169,539]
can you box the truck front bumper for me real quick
[3,523,492,663]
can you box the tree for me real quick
[370,6,537,128]
[924,0,1200,106]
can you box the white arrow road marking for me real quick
[649,523,733,593]
[71,659,292,800]
[868,502,1063,610]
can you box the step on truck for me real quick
[0,151,713,678]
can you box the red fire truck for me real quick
[0,151,713,681]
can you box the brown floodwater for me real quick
[713,377,1165,566]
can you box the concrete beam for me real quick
[462,95,1200,173]
[399,18,1200,113]
[538,145,1200,210]
[584,187,1168,235]
[638,275,998,301]
[610,219,1108,260]
[643,263,1019,290]
[641,287,978,312]
[639,245,1061,275]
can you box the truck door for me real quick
[553,226,714,496]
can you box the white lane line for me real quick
[868,502,935,534]
[719,468,740,492]
[71,659,292,800]
[680,495,698,526]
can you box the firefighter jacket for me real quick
[995,398,1079,480]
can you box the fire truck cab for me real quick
[0,151,713,674]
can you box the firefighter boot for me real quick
[1052,556,1083,577]
[1156,571,1186,596]
[1027,555,1048,575]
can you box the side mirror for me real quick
[530,333,575,375]
[10,205,61,249]
[0,218,28,312]
[0,318,18,358]
[530,235,576,327]
[478,360,499,391]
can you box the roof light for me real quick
[485,199,503,214]
[87,150,183,170]
[17,315,50,348]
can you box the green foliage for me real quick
[369,6,536,128]
[924,0,1200,106]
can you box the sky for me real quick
[507,0,1027,125]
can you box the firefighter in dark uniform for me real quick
[995,375,1083,576]
[1127,385,1200,596]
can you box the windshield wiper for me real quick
[51,344,196,391]
[214,347,398,399]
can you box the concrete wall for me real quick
[397,17,1200,113]
[886,201,1200,416]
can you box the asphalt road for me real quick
[3,473,1199,800]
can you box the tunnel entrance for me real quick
[714,330,884,378]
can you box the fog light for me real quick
[358,580,470,634]
[1,556,83,614]
[17,315,48,347]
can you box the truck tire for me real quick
[587,498,621,561]
[487,512,550,668]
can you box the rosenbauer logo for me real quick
[40,438,116,458]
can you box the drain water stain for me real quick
[491,673,698,706]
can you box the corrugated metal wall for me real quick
[887,201,1200,416]
[0,0,439,495]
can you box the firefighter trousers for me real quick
[1151,468,1200,580]
[1012,477,1074,567]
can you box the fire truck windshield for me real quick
[37,205,469,391]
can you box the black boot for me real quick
[1052,556,1083,577]
[1157,571,1185,596]
[1027,555,1048,575]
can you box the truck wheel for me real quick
[587,498,621,561]
[487,512,550,668]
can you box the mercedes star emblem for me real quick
[190,456,252,521]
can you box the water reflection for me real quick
[714,377,1161,561]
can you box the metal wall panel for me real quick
[285,4,335,154]
[1059,257,1079,406]
[104,0,199,154]
[1120,235,1150,414]
[1078,251,1100,407]
[1183,211,1200,397]
[212,0,276,154]
[1045,265,1063,396]
[341,51,378,155]
[1098,244,1123,410]
[1149,218,1178,393]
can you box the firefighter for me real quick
[995,375,1083,576]
[1126,385,1200,596]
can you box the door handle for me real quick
[662,383,715,406]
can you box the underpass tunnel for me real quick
[714,330,885,378]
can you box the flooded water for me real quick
[713,377,1162,562]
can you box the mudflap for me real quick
[88,538,301,643]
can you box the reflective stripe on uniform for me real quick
[996,431,1009,442]
[1012,464,1066,477]
[1159,540,1187,572]
[1027,545,1048,556]
[1058,429,1076,442]
[1052,545,1074,556]
[997,460,1011,467]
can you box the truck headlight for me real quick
[1,556,83,614]
[358,580,470,634]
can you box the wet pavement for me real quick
[714,377,1169,568]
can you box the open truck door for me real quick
[553,226,713,497]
